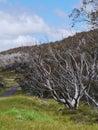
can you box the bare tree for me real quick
[37,48,98,109]
[17,45,98,109]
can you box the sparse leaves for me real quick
[70,0,98,28]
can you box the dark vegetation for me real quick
[0,76,6,91]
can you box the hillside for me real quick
[0,29,98,54]
[0,29,98,70]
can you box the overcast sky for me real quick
[0,0,86,52]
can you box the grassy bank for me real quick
[0,96,98,130]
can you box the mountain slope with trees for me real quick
[0,29,96,109]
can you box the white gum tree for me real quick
[26,46,98,109]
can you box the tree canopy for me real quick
[70,0,98,29]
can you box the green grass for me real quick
[3,108,55,123]
[0,70,98,129]
[0,96,98,130]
